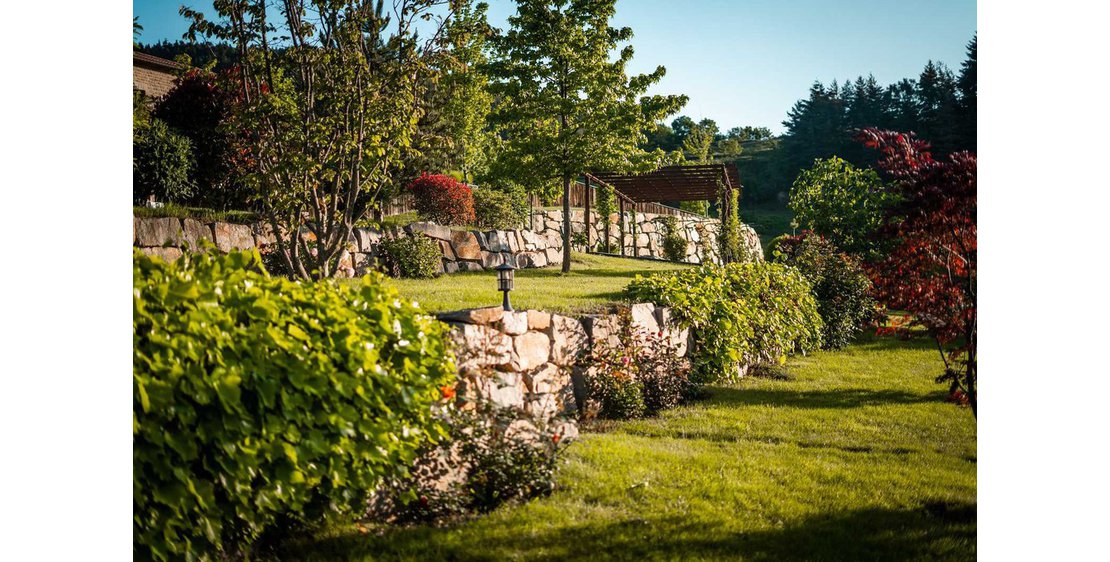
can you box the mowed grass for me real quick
[384,252,694,315]
[280,334,977,561]
[740,205,795,250]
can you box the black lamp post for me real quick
[496,260,516,311]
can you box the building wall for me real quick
[133,61,178,99]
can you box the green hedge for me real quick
[625,262,823,382]
[133,248,455,560]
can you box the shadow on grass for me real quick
[278,502,975,561]
[703,386,948,410]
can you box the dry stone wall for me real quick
[530,209,761,264]
[438,302,689,440]
[134,211,762,275]
[133,215,567,277]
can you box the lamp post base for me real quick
[501,291,513,312]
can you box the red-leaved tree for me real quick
[859,129,977,416]
[408,173,476,226]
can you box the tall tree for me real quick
[184,0,456,279]
[489,0,686,272]
[956,35,977,151]
[915,61,960,152]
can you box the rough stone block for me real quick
[499,311,529,336]
[543,231,563,249]
[544,247,561,265]
[451,323,513,369]
[440,307,504,325]
[630,302,659,335]
[527,310,551,331]
[582,314,622,349]
[140,246,183,262]
[135,217,183,247]
[443,261,460,274]
[450,231,482,260]
[513,331,551,371]
[213,222,255,252]
[550,314,588,366]
[481,250,515,269]
[458,261,483,272]
[405,221,453,241]
[439,240,456,261]
[354,227,382,253]
[181,218,213,248]
[527,394,559,419]
[518,251,548,269]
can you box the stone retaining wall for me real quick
[530,209,761,264]
[133,215,567,276]
[133,212,761,276]
[438,302,690,439]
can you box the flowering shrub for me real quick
[133,247,454,560]
[581,309,694,420]
[625,262,823,383]
[409,173,476,226]
[772,232,878,349]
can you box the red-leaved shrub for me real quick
[409,173,476,226]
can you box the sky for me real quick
[133,0,976,134]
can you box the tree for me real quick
[154,67,249,210]
[859,128,977,416]
[441,1,496,183]
[183,0,456,279]
[488,0,686,272]
[137,40,241,70]
[788,156,895,258]
[681,121,714,162]
[956,35,977,152]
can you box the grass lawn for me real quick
[280,333,977,561]
[739,205,795,250]
[385,252,694,315]
[133,204,259,224]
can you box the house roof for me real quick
[133,51,185,71]
[588,164,741,203]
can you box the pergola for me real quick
[579,164,741,257]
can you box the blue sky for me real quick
[134,0,976,134]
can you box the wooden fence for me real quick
[377,181,708,220]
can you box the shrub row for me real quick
[133,248,455,560]
[625,262,823,383]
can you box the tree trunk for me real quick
[562,172,572,273]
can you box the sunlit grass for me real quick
[280,333,976,561]
[383,252,694,315]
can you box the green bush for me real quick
[369,400,565,523]
[134,117,196,204]
[133,248,455,560]
[625,262,823,383]
[379,235,443,279]
[772,233,878,350]
[473,185,527,229]
[656,216,689,262]
[788,157,896,258]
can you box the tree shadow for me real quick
[278,502,975,561]
[703,386,949,410]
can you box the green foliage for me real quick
[625,262,823,383]
[788,157,895,258]
[656,216,688,262]
[773,234,877,350]
[717,184,747,263]
[379,235,443,279]
[183,0,451,279]
[584,367,645,420]
[487,0,687,270]
[678,200,708,216]
[133,117,196,204]
[133,248,455,560]
[369,401,564,524]
[472,185,527,229]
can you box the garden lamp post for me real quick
[496,260,516,311]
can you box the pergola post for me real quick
[584,176,592,253]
